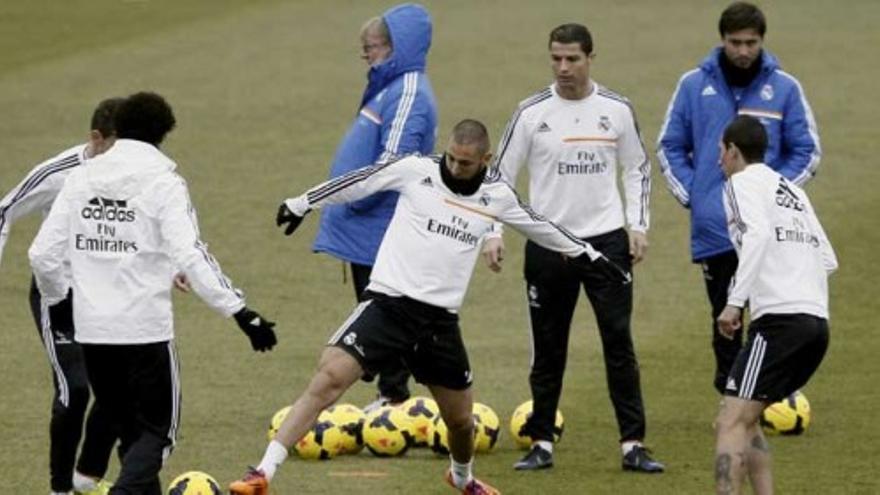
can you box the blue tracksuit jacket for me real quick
[657,48,820,261]
[313,3,437,266]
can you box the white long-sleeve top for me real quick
[493,82,651,237]
[723,163,837,319]
[286,154,599,310]
[0,144,87,270]
[29,139,245,344]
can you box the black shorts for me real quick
[328,291,473,390]
[724,313,829,402]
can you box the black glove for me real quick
[570,253,632,286]
[234,308,277,352]
[276,202,308,236]
[48,297,74,336]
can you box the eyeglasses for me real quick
[362,42,388,54]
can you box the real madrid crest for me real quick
[598,115,611,131]
[760,84,774,101]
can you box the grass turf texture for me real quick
[1,1,878,493]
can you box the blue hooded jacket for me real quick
[657,47,820,261]
[313,3,437,266]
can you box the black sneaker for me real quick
[513,445,554,471]
[622,445,665,473]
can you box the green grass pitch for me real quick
[1,1,878,493]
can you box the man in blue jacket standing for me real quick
[312,3,437,407]
[656,1,820,394]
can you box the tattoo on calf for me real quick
[751,434,770,453]
[715,453,733,494]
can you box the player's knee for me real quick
[443,410,474,433]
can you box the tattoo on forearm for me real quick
[715,453,733,494]
[751,434,769,453]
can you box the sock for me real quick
[50,492,73,495]
[256,440,289,481]
[621,440,642,455]
[449,456,473,489]
[73,471,98,491]
[534,440,553,453]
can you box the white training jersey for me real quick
[723,163,837,319]
[29,139,245,344]
[0,144,87,270]
[286,155,599,310]
[494,82,651,237]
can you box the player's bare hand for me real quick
[629,230,648,265]
[717,305,742,339]
[481,236,505,273]
[173,273,191,293]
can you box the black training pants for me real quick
[82,342,180,495]
[700,250,742,394]
[29,280,117,492]
[523,228,646,443]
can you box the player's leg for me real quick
[74,402,118,492]
[232,298,397,495]
[714,396,765,495]
[702,250,741,393]
[100,342,178,495]
[745,422,772,495]
[516,240,579,469]
[29,282,91,494]
[351,263,412,408]
[581,229,662,472]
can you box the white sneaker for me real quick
[363,395,393,414]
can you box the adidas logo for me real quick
[725,377,737,392]
[89,197,127,207]
[701,85,717,96]
[774,179,804,211]
[420,177,433,187]
[81,197,135,222]
[537,122,552,132]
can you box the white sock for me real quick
[621,440,642,455]
[256,440,289,481]
[534,440,553,453]
[50,492,73,495]
[73,471,98,491]
[449,456,473,489]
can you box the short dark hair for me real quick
[723,116,767,163]
[114,92,176,146]
[549,23,593,56]
[90,97,125,137]
[718,2,766,37]
[451,119,490,155]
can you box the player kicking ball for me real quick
[229,119,630,495]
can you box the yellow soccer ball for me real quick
[473,402,501,453]
[324,403,366,454]
[509,400,564,449]
[363,406,414,457]
[761,391,811,435]
[400,396,440,447]
[429,414,450,455]
[167,471,221,495]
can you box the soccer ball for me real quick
[509,400,564,449]
[293,410,348,460]
[167,471,221,495]
[267,405,291,442]
[429,414,450,455]
[473,402,500,453]
[761,391,811,435]
[363,406,414,456]
[400,396,439,447]
[324,403,366,454]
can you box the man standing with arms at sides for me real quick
[489,23,661,473]
[1,97,123,495]
[229,119,631,495]
[29,92,277,495]
[714,115,835,495]
[312,3,437,411]
[657,1,821,395]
